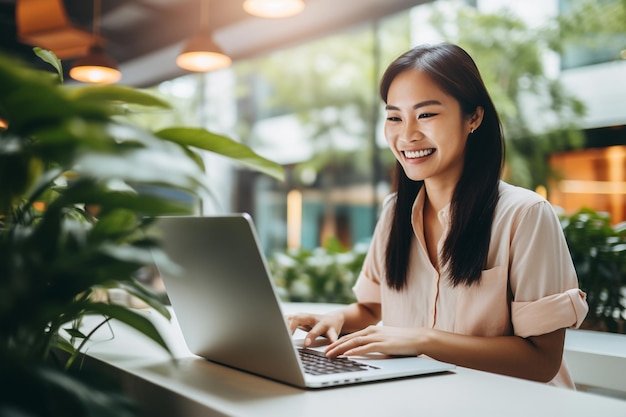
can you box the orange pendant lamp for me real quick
[69,0,121,84]
[176,0,231,72]
[16,0,93,59]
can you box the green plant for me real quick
[560,208,626,333]
[0,49,283,416]
[268,237,368,304]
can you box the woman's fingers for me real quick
[324,326,421,358]
[287,314,336,346]
[325,326,339,343]
[287,313,341,346]
[287,313,315,334]
[325,330,368,357]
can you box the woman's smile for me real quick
[403,148,435,159]
[384,69,472,185]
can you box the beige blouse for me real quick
[353,181,588,388]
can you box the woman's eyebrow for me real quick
[385,100,442,111]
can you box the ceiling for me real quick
[0,0,427,87]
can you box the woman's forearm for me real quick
[336,302,381,334]
[420,327,566,382]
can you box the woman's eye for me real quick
[386,116,401,122]
[418,113,436,119]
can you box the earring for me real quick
[470,128,475,134]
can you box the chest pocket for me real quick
[453,266,511,336]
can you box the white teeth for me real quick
[404,149,434,158]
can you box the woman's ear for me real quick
[469,106,484,133]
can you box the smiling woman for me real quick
[288,42,588,388]
[379,43,499,290]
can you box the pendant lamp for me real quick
[16,0,93,59]
[243,0,305,18]
[69,0,121,84]
[176,0,231,72]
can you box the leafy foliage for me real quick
[555,0,626,53]
[268,238,368,304]
[0,49,283,416]
[561,208,626,333]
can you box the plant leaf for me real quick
[63,327,87,339]
[83,303,172,356]
[156,127,285,181]
[60,182,197,217]
[54,335,77,355]
[73,147,210,193]
[68,85,172,109]
[33,47,63,83]
[101,279,171,320]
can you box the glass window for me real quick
[226,11,413,254]
[559,0,626,69]
[149,0,626,252]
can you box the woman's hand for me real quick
[286,311,345,347]
[325,325,425,358]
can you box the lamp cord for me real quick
[201,0,209,28]
[93,0,101,42]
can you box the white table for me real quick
[565,328,626,396]
[78,303,626,417]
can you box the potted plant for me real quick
[0,49,283,416]
[560,208,626,333]
[268,237,368,304]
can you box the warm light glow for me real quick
[558,180,626,194]
[177,29,232,72]
[33,201,46,211]
[70,44,121,84]
[607,146,625,222]
[0,118,7,130]
[70,63,121,84]
[549,145,626,224]
[286,189,302,249]
[69,0,121,84]
[243,0,305,18]
[178,0,232,72]
[176,50,231,72]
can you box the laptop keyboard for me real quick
[298,348,379,375]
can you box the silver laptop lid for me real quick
[152,214,307,387]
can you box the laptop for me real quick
[151,214,455,389]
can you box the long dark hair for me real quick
[380,43,505,289]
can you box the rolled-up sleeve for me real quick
[512,289,588,337]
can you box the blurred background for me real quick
[2,0,625,303]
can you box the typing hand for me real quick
[325,325,422,358]
[286,312,344,348]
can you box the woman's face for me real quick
[384,69,480,189]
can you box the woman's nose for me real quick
[400,118,421,142]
